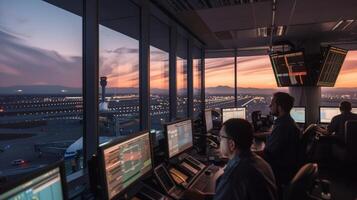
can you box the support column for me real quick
[187,40,194,118]
[289,86,321,125]
[83,0,99,164]
[139,0,150,131]
[169,27,177,120]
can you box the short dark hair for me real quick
[222,118,253,151]
[340,101,352,112]
[273,92,294,113]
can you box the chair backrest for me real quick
[345,120,357,161]
[284,163,318,200]
[251,110,262,131]
[299,125,318,163]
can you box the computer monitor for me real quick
[352,108,357,114]
[164,119,193,159]
[222,107,246,123]
[270,51,307,87]
[319,107,340,123]
[0,161,67,200]
[290,107,306,123]
[205,109,213,132]
[98,131,152,200]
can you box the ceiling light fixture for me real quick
[332,20,344,31]
[341,19,354,31]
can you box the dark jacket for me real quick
[263,114,301,185]
[328,112,357,142]
[214,151,278,200]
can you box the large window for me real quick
[0,0,83,178]
[205,57,235,109]
[237,55,284,120]
[176,35,188,119]
[321,51,357,107]
[99,0,140,138]
[150,16,170,133]
[193,46,202,119]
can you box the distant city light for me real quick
[17,89,23,92]
[61,90,67,93]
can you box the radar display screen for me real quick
[102,132,152,199]
[270,51,307,87]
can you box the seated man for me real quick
[316,101,357,143]
[185,118,278,200]
[263,92,301,186]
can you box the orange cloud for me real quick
[205,56,278,89]
[334,51,357,88]
[205,57,235,88]
[237,55,277,89]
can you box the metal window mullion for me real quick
[83,0,99,166]
[234,48,238,107]
[187,39,194,118]
[139,1,150,131]
[169,26,177,121]
[201,47,205,111]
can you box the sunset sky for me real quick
[205,51,357,89]
[1,0,357,90]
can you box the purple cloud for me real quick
[0,29,82,88]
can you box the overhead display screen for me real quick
[317,47,348,87]
[270,51,307,87]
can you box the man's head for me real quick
[219,118,253,159]
[270,92,294,117]
[339,101,352,113]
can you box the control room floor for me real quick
[319,163,357,200]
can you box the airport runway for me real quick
[0,120,82,177]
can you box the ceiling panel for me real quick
[196,1,271,32]
[279,0,357,25]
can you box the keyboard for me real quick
[186,156,202,167]
[140,185,167,200]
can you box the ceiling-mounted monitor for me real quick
[270,51,308,87]
[317,46,348,87]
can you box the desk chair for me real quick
[344,120,357,164]
[299,124,319,164]
[284,163,318,200]
[284,163,330,200]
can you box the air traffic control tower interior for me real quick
[1,0,357,199]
